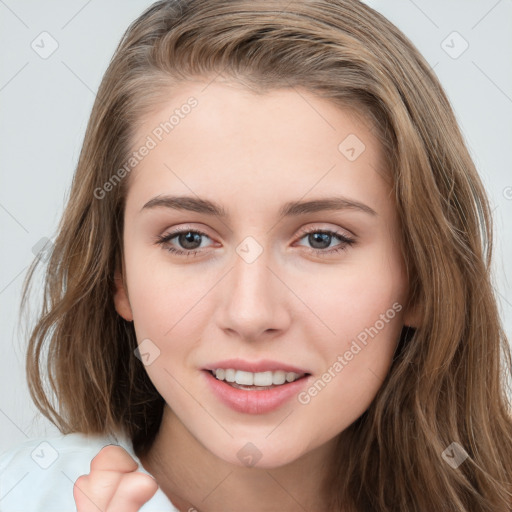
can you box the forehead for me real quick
[125,80,393,219]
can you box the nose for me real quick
[215,245,291,341]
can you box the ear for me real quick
[113,268,133,322]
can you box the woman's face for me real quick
[115,79,417,468]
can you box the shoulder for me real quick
[0,432,178,512]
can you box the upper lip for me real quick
[204,358,310,374]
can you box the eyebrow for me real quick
[141,195,377,217]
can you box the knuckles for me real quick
[90,444,138,472]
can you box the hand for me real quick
[74,444,159,512]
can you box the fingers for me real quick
[74,444,158,512]
[90,445,139,473]
[74,470,158,512]
[74,469,123,512]
[107,472,159,511]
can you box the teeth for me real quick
[272,370,286,385]
[253,371,272,386]
[212,368,304,386]
[236,370,254,386]
[225,369,236,382]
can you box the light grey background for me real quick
[1,0,511,456]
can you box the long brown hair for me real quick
[21,1,512,510]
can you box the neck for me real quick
[137,405,334,512]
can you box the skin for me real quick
[73,446,158,512]
[112,79,420,511]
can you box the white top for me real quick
[0,432,179,511]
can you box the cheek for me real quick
[123,248,218,403]
[294,250,406,434]
[306,243,406,344]
[124,243,207,336]
[312,272,404,379]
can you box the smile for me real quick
[210,369,305,389]
[203,369,311,414]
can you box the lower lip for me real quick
[203,370,310,414]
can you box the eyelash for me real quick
[154,226,356,258]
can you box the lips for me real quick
[203,371,310,414]
[202,358,312,414]
[203,358,309,374]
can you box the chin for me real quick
[207,435,315,470]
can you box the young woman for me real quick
[1,0,511,511]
